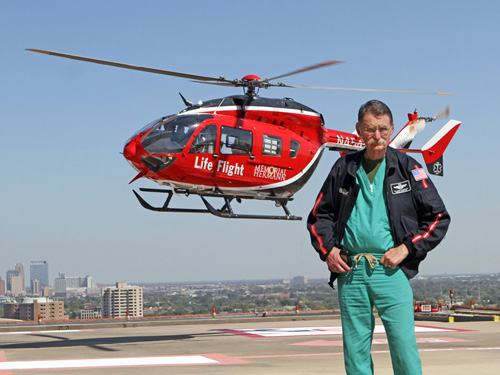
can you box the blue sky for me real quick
[1,1,498,285]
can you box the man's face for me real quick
[356,112,394,158]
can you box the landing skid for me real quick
[133,188,302,221]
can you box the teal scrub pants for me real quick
[337,255,422,375]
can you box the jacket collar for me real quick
[385,146,398,175]
[346,150,364,178]
[347,146,398,178]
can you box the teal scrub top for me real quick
[341,158,394,255]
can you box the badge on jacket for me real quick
[391,180,411,195]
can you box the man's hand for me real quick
[326,247,352,273]
[380,244,409,269]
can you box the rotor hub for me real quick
[242,75,261,81]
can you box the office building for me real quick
[54,272,67,297]
[101,282,143,318]
[15,263,25,291]
[54,273,93,296]
[0,277,5,296]
[10,275,24,296]
[291,275,309,286]
[80,306,102,319]
[6,270,16,292]
[6,265,25,296]
[42,286,54,297]
[30,261,49,288]
[65,275,93,289]
[31,279,40,295]
[3,297,67,320]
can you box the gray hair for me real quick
[358,100,393,124]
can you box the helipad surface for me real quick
[0,317,499,374]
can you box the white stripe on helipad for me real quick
[0,330,91,335]
[226,325,461,337]
[0,355,218,370]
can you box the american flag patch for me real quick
[412,167,428,181]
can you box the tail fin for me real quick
[420,120,461,176]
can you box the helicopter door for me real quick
[186,124,219,181]
[189,124,218,155]
[215,126,253,179]
[220,126,253,156]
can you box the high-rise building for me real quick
[32,279,40,295]
[53,274,93,296]
[54,272,67,297]
[6,270,16,292]
[6,265,25,296]
[0,277,5,296]
[101,282,143,318]
[30,261,49,288]
[10,275,24,297]
[15,263,25,291]
[291,275,309,286]
[42,286,54,297]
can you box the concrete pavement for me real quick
[0,315,499,374]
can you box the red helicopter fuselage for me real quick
[123,94,364,198]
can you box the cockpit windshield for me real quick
[141,114,214,154]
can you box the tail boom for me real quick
[398,119,461,176]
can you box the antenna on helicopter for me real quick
[179,92,194,107]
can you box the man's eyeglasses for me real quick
[364,127,390,136]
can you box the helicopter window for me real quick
[290,140,301,158]
[189,125,217,154]
[124,116,169,146]
[220,127,253,155]
[141,114,213,154]
[262,135,282,156]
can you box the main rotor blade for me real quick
[26,49,228,83]
[267,60,343,81]
[190,80,236,87]
[276,83,453,95]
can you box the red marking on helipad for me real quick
[293,340,344,346]
[415,324,475,333]
[0,352,12,375]
[217,329,263,338]
[203,353,246,364]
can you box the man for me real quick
[307,100,450,374]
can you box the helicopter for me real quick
[27,49,461,221]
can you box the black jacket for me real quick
[307,146,450,287]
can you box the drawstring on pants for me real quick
[352,253,378,269]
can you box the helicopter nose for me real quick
[123,139,137,160]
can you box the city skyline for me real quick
[3,258,499,290]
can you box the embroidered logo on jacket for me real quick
[391,180,411,195]
[339,188,349,196]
